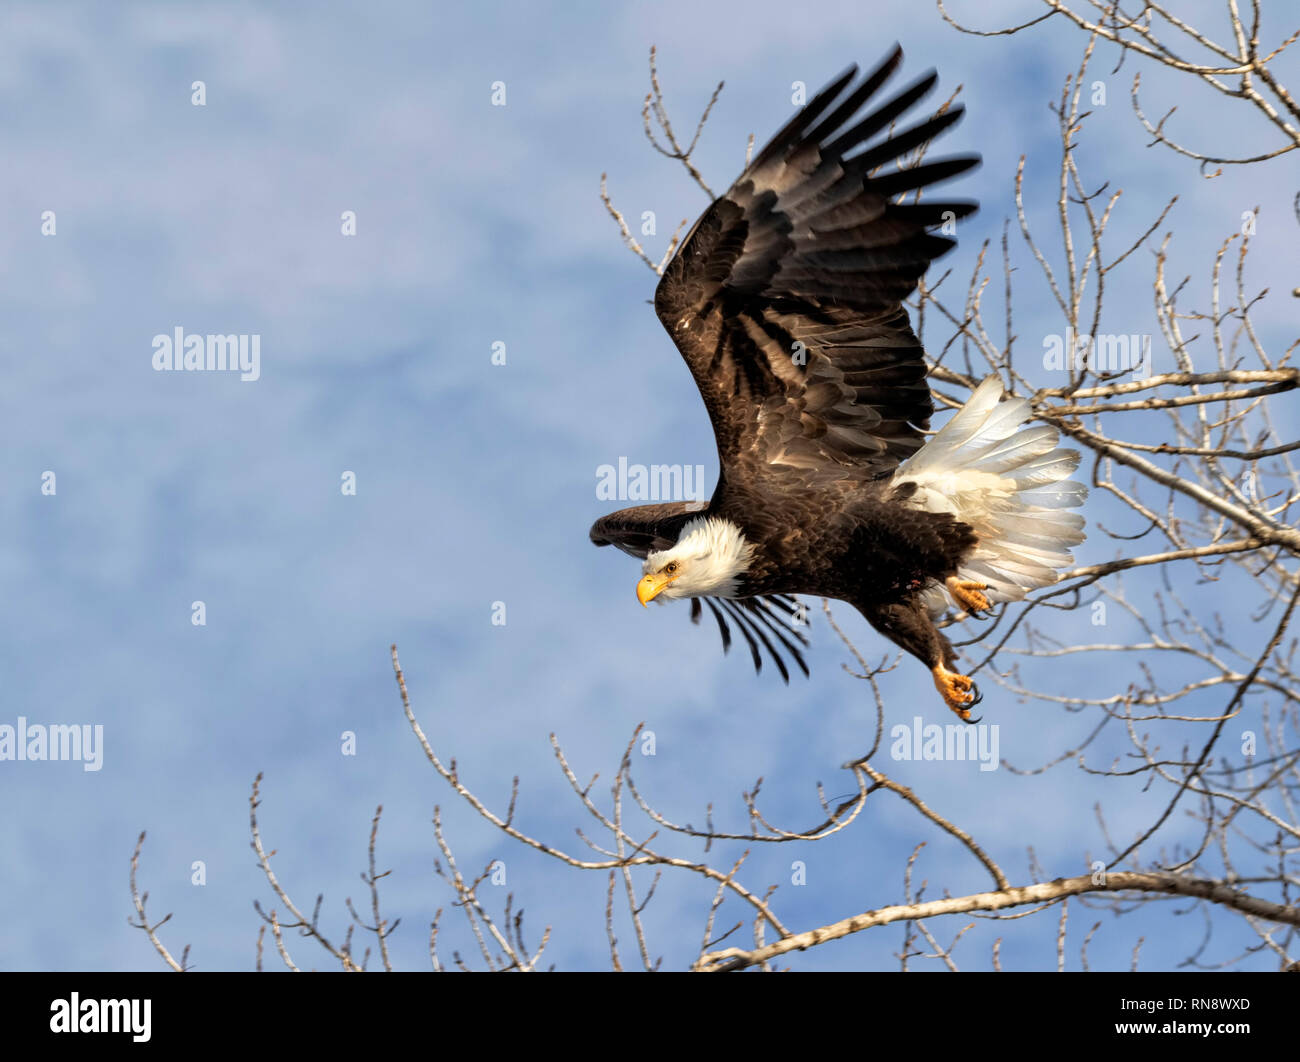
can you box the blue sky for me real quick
[1,0,1296,971]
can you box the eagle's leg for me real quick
[931,664,983,722]
[858,599,983,723]
[945,576,991,616]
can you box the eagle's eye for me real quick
[665,561,678,574]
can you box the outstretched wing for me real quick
[589,502,702,559]
[655,46,978,485]
[590,504,810,681]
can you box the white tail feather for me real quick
[893,376,1088,616]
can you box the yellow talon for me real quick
[946,577,991,615]
[931,665,983,722]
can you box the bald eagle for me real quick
[590,48,1087,720]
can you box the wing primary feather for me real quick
[751,595,811,641]
[718,599,764,674]
[823,72,938,158]
[753,595,812,646]
[866,156,980,198]
[741,599,811,677]
[801,46,904,147]
[846,107,965,173]
[703,598,733,654]
[748,63,861,172]
[722,599,792,683]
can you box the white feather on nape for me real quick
[644,517,755,599]
[893,376,1088,616]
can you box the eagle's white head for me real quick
[637,517,755,605]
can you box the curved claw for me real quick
[931,665,985,722]
[947,577,992,619]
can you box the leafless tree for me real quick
[133,8,1299,971]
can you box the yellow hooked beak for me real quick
[637,570,679,606]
